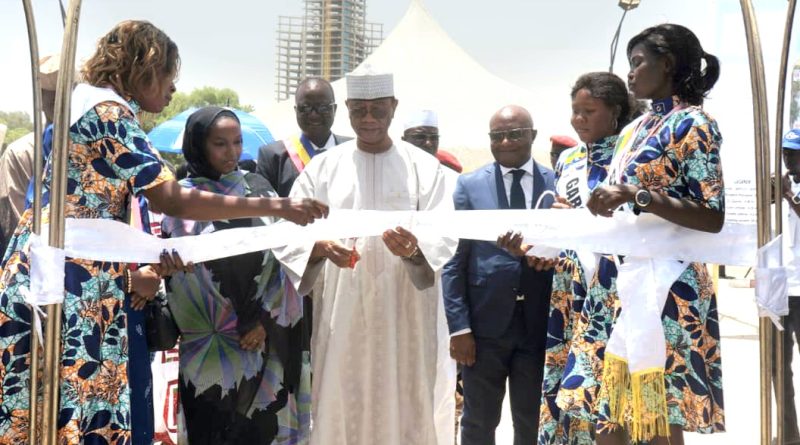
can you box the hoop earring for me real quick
[611,117,618,130]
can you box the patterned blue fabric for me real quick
[0,99,173,444]
[538,136,616,445]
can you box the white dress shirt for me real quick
[499,157,535,208]
[450,157,536,338]
[311,133,337,152]
[785,181,800,296]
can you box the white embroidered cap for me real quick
[403,109,438,130]
[346,65,394,100]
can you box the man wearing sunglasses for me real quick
[443,105,555,445]
[276,68,457,445]
[256,77,351,197]
[402,109,463,173]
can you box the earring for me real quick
[611,117,618,130]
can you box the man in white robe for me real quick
[278,68,457,445]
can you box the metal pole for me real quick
[774,2,798,444]
[41,1,81,444]
[20,0,43,443]
[740,1,775,444]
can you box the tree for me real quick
[139,86,254,132]
[0,111,33,146]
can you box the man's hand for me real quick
[525,255,557,271]
[311,240,360,268]
[239,324,267,352]
[382,227,419,258]
[497,231,530,258]
[450,332,476,366]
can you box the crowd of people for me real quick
[0,16,798,445]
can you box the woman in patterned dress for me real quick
[584,24,725,445]
[0,21,326,445]
[536,72,639,445]
[162,107,311,444]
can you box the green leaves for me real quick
[139,86,254,133]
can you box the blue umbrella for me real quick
[147,107,275,161]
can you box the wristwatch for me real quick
[634,188,652,208]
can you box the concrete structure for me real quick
[275,0,383,101]
[261,0,545,162]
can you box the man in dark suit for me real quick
[442,105,555,445]
[255,77,351,196]
[255,78,351,391]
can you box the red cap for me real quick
[549,135,578,148]
[436,150,463,173]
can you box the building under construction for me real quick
[275,0,383,101]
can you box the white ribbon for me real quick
[755,235,789,329]
[607,257,688,373]
[32,208,788,331]
[49,209,757,266]
[20,234,66,344]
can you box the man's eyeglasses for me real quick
[405,134,440,143]
[488,127,535,143]
[295,103,336,115]
[348,105,392,120]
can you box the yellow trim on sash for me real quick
[599,352,670,443]
[562,145,586,166]
[288,136,312,166]
[615,122,637,156]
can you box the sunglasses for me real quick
[348,105,392,120]
[295,103,336,115]
[488,127,535,143]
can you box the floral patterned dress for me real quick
[0,98,172,444]
[557,97,725,436]
[537,136,615,445]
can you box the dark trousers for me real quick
[460,302,546,445]
[774,298,800,444]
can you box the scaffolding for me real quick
[275,0,383,101]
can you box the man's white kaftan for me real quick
[278,140,456,445]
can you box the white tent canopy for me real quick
[256,0,567,155]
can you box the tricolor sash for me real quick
[283,134,318,173]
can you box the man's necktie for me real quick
[510,169,526,209]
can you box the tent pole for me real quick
[739,1,775,444]
[773,1,797,444]
[41,1,82,444]
[21,0,44,443]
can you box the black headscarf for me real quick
[181,106,240,180]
